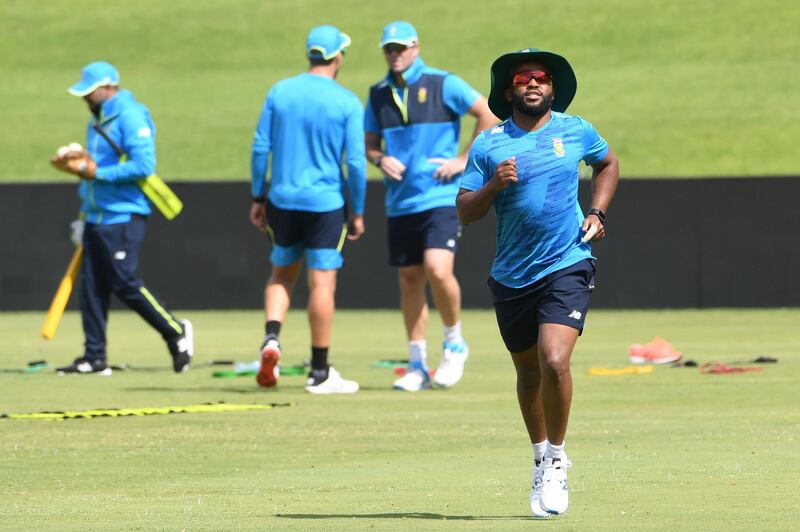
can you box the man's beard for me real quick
[88,101,102,118]
[511,89,554,118]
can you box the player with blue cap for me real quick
[250,25,366,394]
[365,21,497,392]
[52,61,193,376]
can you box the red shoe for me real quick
[256,339,281,387]
[629,337,683,364]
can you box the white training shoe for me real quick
[530,460,551,519]
[433,341,469,388]
[539,456,571,515]
[393,362,431,392]
[177,319,194,357]
[170,319,193,373]
[304,367,359,395]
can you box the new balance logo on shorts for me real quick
[568,310,582,320]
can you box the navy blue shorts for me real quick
[266,201,346,270]
[387,207,461,267]
[490,260,595,353]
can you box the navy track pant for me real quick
[80,216,183,361]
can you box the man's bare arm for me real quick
[456,157,517,224]
[581,148,620,242]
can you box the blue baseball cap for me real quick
[306,25,351,60]
[380,21,419,48]
[68,61,120,97]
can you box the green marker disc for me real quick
[279,365,306,376]
[0,363,50,374]
[371,359,409,368]
[212,370,256,378]
[211,365,306,378]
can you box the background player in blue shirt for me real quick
[52,61,193,376]
[457,48,619,517]
[250,25,367,394]
[364,21,497,392]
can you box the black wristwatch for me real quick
[372,155,384,168]
[587,207,606,224]
[252,196,266,204]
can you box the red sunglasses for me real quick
[511,70,552,87]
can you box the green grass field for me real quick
[1,0,798,181]
[1,309,798,530]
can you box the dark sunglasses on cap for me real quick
[511,70,552,87]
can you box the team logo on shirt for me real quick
[417,87,427,103]
[553,138,565,157]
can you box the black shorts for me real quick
[266,201,346,269]
[491,260,595,353]
[387,207,460,267]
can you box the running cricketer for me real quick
[456,48,619,517]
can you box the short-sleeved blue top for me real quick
[459,112,608,288]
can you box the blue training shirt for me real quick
[365,57,480,217]
[459,112,609,288]
[251,72,367,214]
[80,89,155,224]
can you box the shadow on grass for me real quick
[123,386,269,394]
[123,385,450,393]
[276,513,530,521]
[352,385,419,392]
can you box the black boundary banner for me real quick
[1,178,798,310]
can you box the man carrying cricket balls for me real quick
[50,61,193,375]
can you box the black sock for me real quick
[265,320,281,340]
[311,346,329,372]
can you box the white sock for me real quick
[409,340,427,365]
[533,440,547,463]
[546,441,566,461]
[443,321,463,344]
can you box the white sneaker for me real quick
[393,362,431,392]
[433,341,469,388]
[177,319,194,357]
[305,367,359,394]
[170,319,193,373]
[530,460,550,519]
[539,456,571,515]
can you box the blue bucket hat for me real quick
[380,21,419,48]
[68,61,120,97]
[306,25,351,60]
